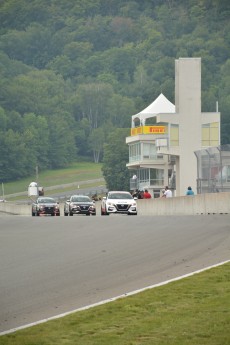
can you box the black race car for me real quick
[32,197,60,216]
[64,195,96,216]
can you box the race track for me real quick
[0,214,229,333]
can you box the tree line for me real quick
[0,0,229,184]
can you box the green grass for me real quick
[8,182,106,201]
[1,263,229,345]
[1,162,103,196]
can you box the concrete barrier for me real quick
[137,192,230,216]
[0,202,32,216]
[0,192,229,216]
[0,202,65,216]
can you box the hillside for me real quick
[0,0,229,182]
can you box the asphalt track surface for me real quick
[0,214,230,334]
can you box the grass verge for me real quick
[7,182,106,202]
[1,263,229,345]
[1,162,103,196]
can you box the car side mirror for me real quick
[103,196,106,200]
[133,197,137,200]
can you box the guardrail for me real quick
[0,192,229,216]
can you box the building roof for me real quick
[132,93,175,123]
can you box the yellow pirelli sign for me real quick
[131,126,166,136]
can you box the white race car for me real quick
[101,191,137,216]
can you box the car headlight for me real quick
[55,205,59,210]
[107,202,115,206]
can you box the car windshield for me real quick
[37,198,55,203]
[108,193,133,200]
[71,196,91,202]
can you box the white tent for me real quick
[132,93,175,126]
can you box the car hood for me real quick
[107,199,134,203]
[71,201,93,205]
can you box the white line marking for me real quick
[1,259,230,336]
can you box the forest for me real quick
[0,0,229,182]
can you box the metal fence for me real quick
[195,144,230,194]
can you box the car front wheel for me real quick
[101,208,109,215]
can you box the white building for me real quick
[126,58,220,197]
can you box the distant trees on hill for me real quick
[0,0,229,181]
